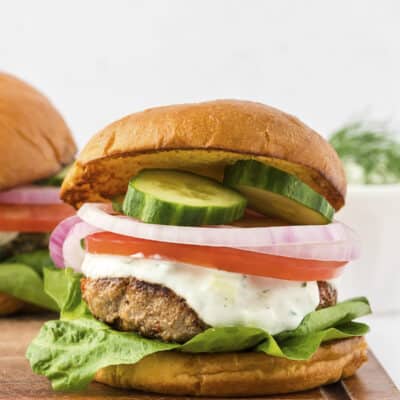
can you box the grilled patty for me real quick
[81,277,208,343]
[317,281,337,310]
[81,277,337,343]
[0,233,49,261]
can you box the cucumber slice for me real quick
[223,160,334,225]
[122,169,247,226]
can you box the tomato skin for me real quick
[86,232,346,281]
[0,204,75,232]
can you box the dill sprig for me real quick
[330,121,400,184]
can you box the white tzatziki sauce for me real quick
[81,253,321,335]
[0,232,18,246]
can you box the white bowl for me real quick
[337,184,400,314]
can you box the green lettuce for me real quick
[26,268,371,391]
[0,250,58,311]
[35,165,72,187]
[44,266,88,318]
[7,250,54,277]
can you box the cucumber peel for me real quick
[122,169,247,226]
[223,160,334,225]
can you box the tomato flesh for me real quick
[0,204,75,232]
[86,231,346,281]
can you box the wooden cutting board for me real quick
[0,314,398,400]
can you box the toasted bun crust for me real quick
[0,73,76,190]
[61,100,346,210]
[0,292,25,316]
[95,337,367,396]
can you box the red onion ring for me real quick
[76,203,360,262]
[0,186,61,204]
[49,216,82,267]
[62,222,102,272]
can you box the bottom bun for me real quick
[0,292,25,316]
[95,337,367,396]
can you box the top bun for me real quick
[61,100,346,210]
[0,73,76,190]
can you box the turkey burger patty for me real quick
[81,255,337,343]
[81,277,208,343]
[0,233,49,261]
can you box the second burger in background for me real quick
[0,72,76,315]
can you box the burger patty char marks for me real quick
[81,277,208,343]
[81,277,337,343]
[317,281,337,310]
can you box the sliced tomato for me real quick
[0,204,75,232]
[86,232,346,281]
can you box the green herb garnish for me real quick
[330,121,400,184]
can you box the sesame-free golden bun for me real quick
[0,72,76,191]
[61,100,346,209]
[95,337,367,397]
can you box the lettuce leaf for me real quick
[0,250,58,311]
[257,321,369,360]
[7,250,54,277]
[44,267,89,319]
[26,268,371,391]
[27,318,178,391]
[35,164,72,187]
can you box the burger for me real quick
[27,100,371,396]
[0,72,76,315]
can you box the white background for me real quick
[1,0,400,147]
[1,0,399,387]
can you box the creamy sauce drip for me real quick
[81,253,320,335]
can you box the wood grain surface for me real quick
[0,314,398,400]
